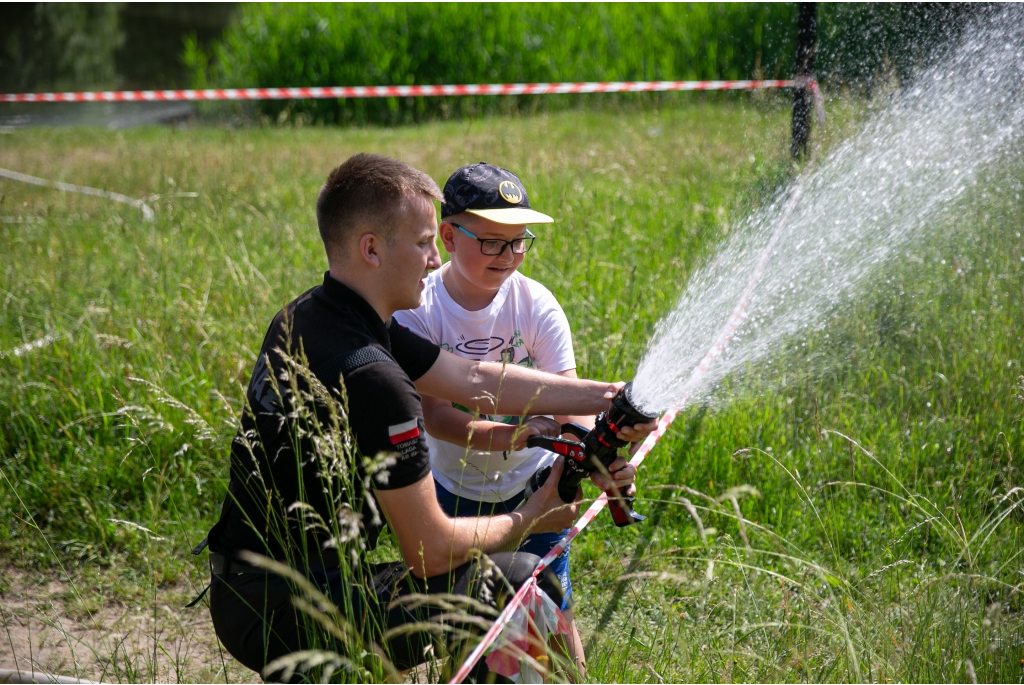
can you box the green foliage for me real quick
[189,2,994,126]
[192,2,797,125]
[817,3,979,90]
[1,99,1022,681]
[0,3,125,92]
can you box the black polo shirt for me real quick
[208,273,440,566]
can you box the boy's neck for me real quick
[441,263,503,311]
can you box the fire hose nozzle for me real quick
[523,382,656,527]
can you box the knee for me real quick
[487,551,564,608]
[534,566,565,607]
[488,551,538,588]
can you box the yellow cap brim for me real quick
[464,207,554,224]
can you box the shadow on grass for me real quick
[584,405,708,653]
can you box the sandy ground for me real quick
[0,568,246,684]
[0,568,443,684]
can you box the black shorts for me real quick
[209,551,562,683]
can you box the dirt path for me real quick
[0,568,246,683]
[0,567,446,684]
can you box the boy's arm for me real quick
[422,395,561,452]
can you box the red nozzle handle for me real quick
[608,494,646,527]
[525,435,587,462]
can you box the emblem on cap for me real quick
[498,180,523,204]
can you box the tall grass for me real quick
[1,96,1021,681]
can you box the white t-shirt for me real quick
[393,267,576,502]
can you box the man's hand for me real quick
[521,456,580,533]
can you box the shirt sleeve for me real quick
[388,318,441,381]
[529,288,577,374]
[393,307,433,341]
[343,361,432,490]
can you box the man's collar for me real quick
[319,272,390,345]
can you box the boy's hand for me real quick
[512,416,562,450]
[589,456,637,496]
[617,417,659,455]
[591,412,659,495]
[524,456,581,533]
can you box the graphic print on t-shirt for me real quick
[447,330,532,366]
[447,329,533,424]
[499,329,527,364]
[454,335,505,357]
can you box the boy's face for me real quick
[440,214,529,294]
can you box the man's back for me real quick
[208,272,439,566]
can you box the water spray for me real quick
[632,8,1024,414]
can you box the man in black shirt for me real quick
[205,154,650,682]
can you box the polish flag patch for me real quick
[389,419,420,445]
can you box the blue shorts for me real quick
[433,479,573,611]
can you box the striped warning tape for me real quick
[1,78,815,104]
[449,180,806,684]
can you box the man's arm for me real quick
[421,395,561,452]
[551,368,598,433]
[415,350,620,417]
[375,457,579,578]
[342,360,579,578]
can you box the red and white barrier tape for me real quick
[449,182,806,684]
[1,78,816,104]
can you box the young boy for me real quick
[393,162,644,676]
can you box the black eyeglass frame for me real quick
[450,223,536,256]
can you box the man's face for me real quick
[440,214,528,294]
[379,193,442,312]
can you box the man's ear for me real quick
[357,232,382,268]
[438,221,457,253]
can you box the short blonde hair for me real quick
[316,153,442,252]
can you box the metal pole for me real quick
[791,2,817,159]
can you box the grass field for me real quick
[1,96,1022,683]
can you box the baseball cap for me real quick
[441,162,553,225]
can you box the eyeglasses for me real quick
[451,223,536,256]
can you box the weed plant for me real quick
[0,97,1021,681]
